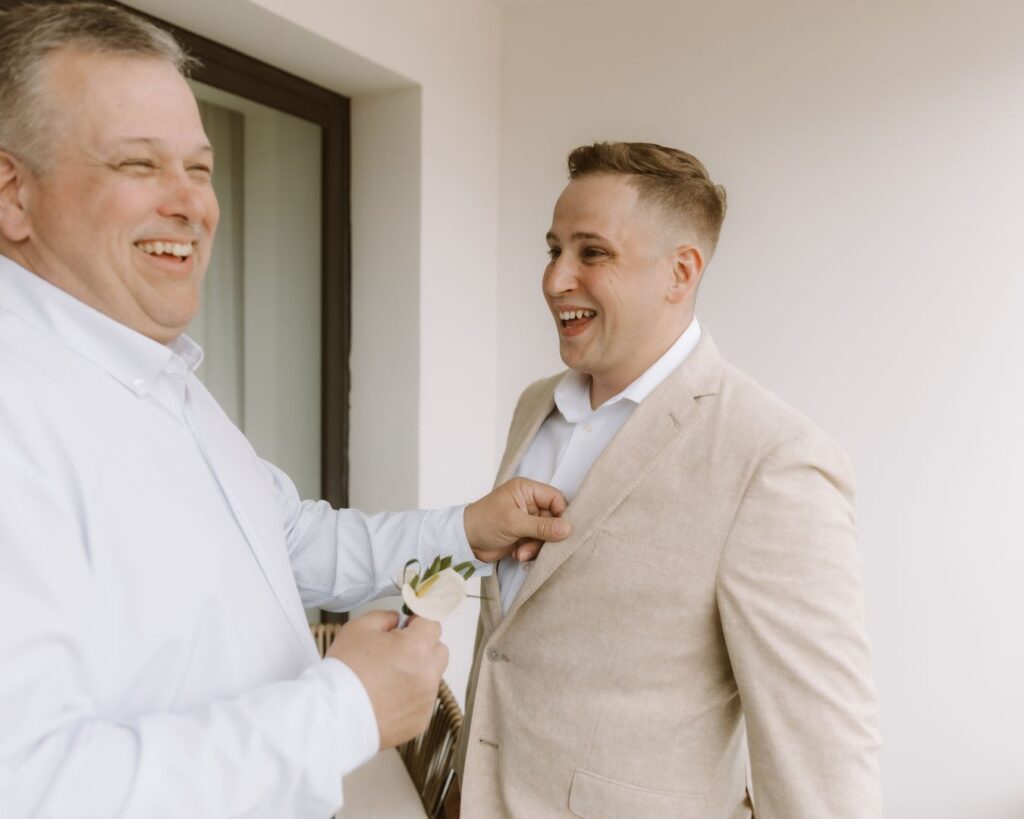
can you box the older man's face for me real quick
[16,48,219,343]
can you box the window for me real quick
[0,0,352,512]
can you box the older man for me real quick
[454,143,883,817]
[0,4,568,817]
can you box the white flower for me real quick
[398,557,475,621]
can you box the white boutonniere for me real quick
[398,556,476,621]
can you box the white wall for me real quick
[498,0,1024,816]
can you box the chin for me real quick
[142,305,199,342]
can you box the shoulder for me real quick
[516,372,563,408]
[0,309,96,467]
[706,356,852,477]
[0,309,67,412]
[500,371,564,448]
[718,360,819,436]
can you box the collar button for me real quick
[131,378,148,397]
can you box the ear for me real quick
[0,150,34,243]
[665,243,705,305]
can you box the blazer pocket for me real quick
[568,768,705,819]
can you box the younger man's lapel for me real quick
[489,334,724,634]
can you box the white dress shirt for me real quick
[0,257,479,818]
[497,319,702,613]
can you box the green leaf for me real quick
[453,561,475,580]
[439,555,452,571]
[403,558,422,589]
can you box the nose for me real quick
[543,254,577,298]
[157,167,218,231]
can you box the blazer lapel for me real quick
[481,379,558,632]
[494,333,724,631]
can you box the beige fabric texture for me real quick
[456,333,882,818]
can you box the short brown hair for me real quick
[0,2,197,170]
[568,142,727,255]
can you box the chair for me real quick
[310,623,462,819]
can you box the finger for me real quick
[350,609,400,632]
[403,615,442,641]
[515,511,570,543]
[434,641,450,674]
[520,479,569,517]
[515,540,541,561]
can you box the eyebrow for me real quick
[546,230,609,243]
[113,137,213,154]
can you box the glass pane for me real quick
[189,80,324,499]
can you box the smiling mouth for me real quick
[559,308,597,329]
[135,240,194,263]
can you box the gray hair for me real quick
[0,2,198,170]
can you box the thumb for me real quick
[523,513,571,542]
[349,609,400,632]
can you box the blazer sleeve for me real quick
[716,430,883,818]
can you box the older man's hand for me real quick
[327,611,448,750]
[464,477,571,563]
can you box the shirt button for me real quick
[583,424,593,433]
[487,647,502,662]
[131,378,148,397]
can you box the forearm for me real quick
[286,499,482,611]
[1,659,378,818]
[264,459,483,611]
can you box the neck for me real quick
[587,312,696,409]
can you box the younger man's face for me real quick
[542,173,690,403]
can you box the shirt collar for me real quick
[0,255,203,396]
[553,317,702,423]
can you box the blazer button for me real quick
[487,647,502,662]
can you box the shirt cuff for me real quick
[445,503,492,578]
[306,658,380,775]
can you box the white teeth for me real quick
[558,309,597,321]
[137,241,194,258]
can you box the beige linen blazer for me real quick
[455,334,882,819]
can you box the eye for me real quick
[118,158,156,171]
[546,246,562,260]
[187,163,213,179]
[581,246,607,260]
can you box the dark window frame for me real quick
[0,0,352,511]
